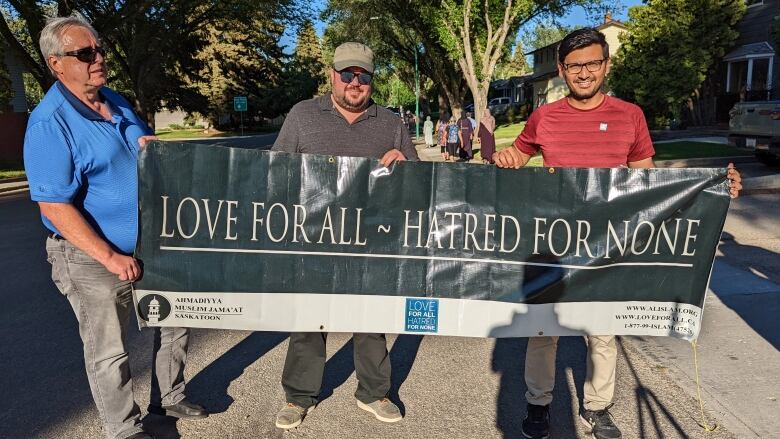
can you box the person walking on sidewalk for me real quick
[437,114,449,159]
[23,15,208,439]
[272,42,418,430]
[458,112,474,161]
[424,115,434,147]
[478,108,496,164]
[446,115,460,161]
[494,28,743,439]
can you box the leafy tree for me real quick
[287,20,326,102]
[0,40,12,111]
[1,0,306,127]
[520,21,571,51]
[437,0,606,123]
[372,71,416,108]
[322,0,468,117]
[609,0,745,128]
[494,42,530,79]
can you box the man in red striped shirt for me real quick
[495,28,742,439]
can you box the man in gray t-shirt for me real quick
[272,42,415,430]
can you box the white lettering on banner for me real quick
[225,201,238,240]
[499,215,521,253]
[157,195,704,261]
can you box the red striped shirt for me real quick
[513,95,654,168]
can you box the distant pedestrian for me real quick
[446,115,460,161]
[23,14,208,439]
[424,115,434,147]
[437,114,449,159]
[467,111,477,131]
[458,112,474,161]
[478,108,496,164]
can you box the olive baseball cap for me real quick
[333,42,375,74]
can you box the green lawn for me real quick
[652,141,750,161]
[492,121,526,140]
[0,169,25,179]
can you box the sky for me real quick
[280,0,645,53]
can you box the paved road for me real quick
[4,192,767,439]
[178,132,278,149]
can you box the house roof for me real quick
[723,42,775,61]
[490,74,533,89]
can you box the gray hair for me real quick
[39,13,99,74]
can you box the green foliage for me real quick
[610,0,745,128]
[0,41,12,111]
[2,0,309,125]
[373,72,416,108]
[494,43,530,78]
[520,21,572,51]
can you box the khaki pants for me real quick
[525,335,616,411]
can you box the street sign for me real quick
[234,96,247,112]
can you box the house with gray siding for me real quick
[715,0,780,121]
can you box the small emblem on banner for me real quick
[405,298,439,333]
[599,122,608,132]
[137,294,172,323]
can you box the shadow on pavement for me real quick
[318,338,357,403]
[617,341,689,438]
[186,331,288,414]
[389,334,424,416]
[712,232,780,350]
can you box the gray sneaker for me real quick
[275,403,313,429]
[356,398,403,423]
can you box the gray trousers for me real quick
[46,237,190,439]
[281,332,391,409]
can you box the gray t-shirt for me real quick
[272,93,419,161]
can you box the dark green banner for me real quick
[135,141,730,309]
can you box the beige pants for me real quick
[525,335,616,410]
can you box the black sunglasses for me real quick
[62,46,106,64]
[339,70,372,85]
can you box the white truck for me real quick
[728,101,780,164]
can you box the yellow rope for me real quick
[692,339,720,432]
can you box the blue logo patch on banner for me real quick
[405,298,439,333]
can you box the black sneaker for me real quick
[522,403,550,439]
[580,404,622,439]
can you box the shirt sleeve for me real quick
[627,107,655,162]
[272,107,300,153]
[513,109,541,156]
[395,122,419,161]
[23,120,81,203]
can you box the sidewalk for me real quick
[0,177,28,197]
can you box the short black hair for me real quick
[557,28,609,64]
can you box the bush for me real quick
[168,123,184,130]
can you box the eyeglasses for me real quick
[61,46,106,64]
[339,70,372,85]
[562,59,607,74]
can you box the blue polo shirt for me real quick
[24,81,151,254]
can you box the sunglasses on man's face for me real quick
[62,46,106,64]
[338,70,372,86]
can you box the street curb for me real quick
[0,176,27,184]
[0,187,29,197]
[654,156,754,168]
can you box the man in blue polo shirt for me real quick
[24,15,207,439]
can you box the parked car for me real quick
[488,97,511,115]
[728,101,780,164]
